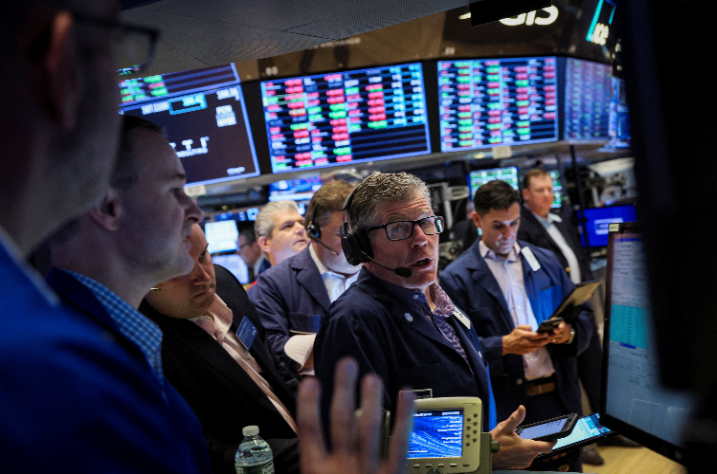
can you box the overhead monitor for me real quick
[211,254,249,285]
[578,204,637,247]
[602,222,691,464]
[205,220,239,255]
[563,58,612,140]
[269,176,323,202]
[467,167,518,200]
[214,208,261,224]
[261,63,431,173]
[119,63,261,187]
[438,57,559,152]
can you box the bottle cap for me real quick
[243,425,260,436]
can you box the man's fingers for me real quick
[385,389,415,474]
[329,358,359,456]
[297,377,327,471]
[501,405,526,433]
[357,374,383,474]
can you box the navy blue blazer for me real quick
[315,268,498,432]
[45,269,212,473]
[440,240,593,422]
[248,247,330,372]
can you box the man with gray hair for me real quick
[254,200,308,267]
[314,172,556,470]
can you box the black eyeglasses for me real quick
[73,13,159,76]
[366,216,445,241]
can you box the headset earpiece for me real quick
[340,184,372,265]
[306,204,321,240]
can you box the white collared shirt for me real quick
[529,208,581,284]
[309,244,360,303]
[479,241,555,381]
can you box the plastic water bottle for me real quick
[234,425,275,474]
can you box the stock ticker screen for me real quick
[260,63,431,173]
[564,58,612,140]
[438,57,559,152]
[119,63,260,187]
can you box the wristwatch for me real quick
[566,329,576,345]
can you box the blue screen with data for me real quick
[408,410,463,459]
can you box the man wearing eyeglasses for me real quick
[314,172,557,470]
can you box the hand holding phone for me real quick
[537,317,564,334]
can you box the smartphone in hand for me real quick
[537,317,564,334]
[516,413,579,441]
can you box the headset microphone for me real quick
[307,204,339,255]
[311,235,339,255]
[363,254,413,278]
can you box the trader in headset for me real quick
[248,180,360,377]
[314,172,556,470]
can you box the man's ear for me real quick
[471,211,482,230]
[257,235,272,254]
[43,11,80,129]
[521,187,530,202]
[88,188,123,231]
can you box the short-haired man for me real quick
[254,200,308,267]
[518,169,609,463]
[238,227,270,283]
[141,224,300,474]
[315,172,556,470]
[249,180,360,376]
[0,2,205,471]
[441,180,594,470]
[47,115,211,473]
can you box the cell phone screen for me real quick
[551,414,611,451]
[518,418,568,439]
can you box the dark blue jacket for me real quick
[44,268,212,473]
[315,268,498,432]
[248,247,330,371]
[440,240,592,422]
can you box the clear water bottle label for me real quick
[236,461,274,474]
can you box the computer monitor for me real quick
[261,63,431,173]
[549,170,563,209]
[438,57,559,152]
[563,58,612,140]
[602,222,692,464]
[211,254,249,285]
[268,176,322,202]
[119,63,261,187]
[577,204,637,247]
[467,167,518,200]
[607,77,631,149]
[205,220,239,254]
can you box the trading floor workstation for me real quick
[4,0,702,472]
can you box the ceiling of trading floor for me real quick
[120,0,470,76]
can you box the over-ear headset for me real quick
[340,185,374,266]
[307,203,339,255]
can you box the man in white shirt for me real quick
[249,180,360,376]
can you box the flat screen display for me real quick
[468,167,518,200]
[205,220,239,254]
[608,77,631,149]
[604,230,692,453]
[408,410,464,459]
[269,176,323,202]
[578,204,637,247]
[552,413,611,451]
[261,63,431,173]
[211,254,249,285]
[438,57,559,152]
[549,170,563,208]
[563,58,612,140]
[120,63,261,187]
[518,418,568,440]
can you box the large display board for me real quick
[438,57,559,152]
[260,63,431,173]
[119,64,261,187]
[563,58,611,140]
